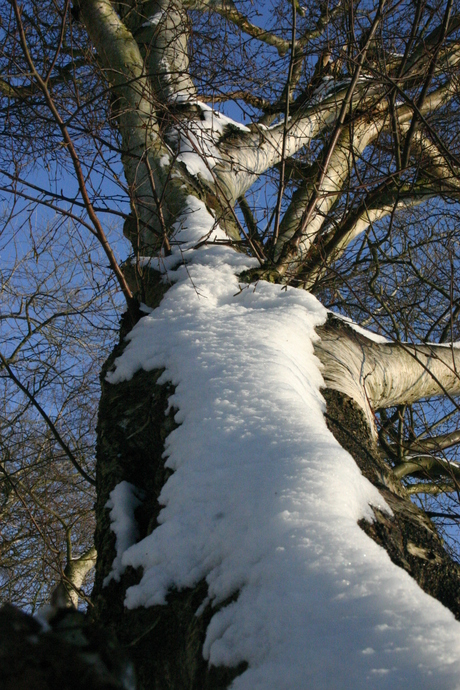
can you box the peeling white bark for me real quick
[315,318,460,434]
[63,546,97,608]
[213,83,384,202]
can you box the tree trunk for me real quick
[92,317,246,689]
[91,306,460,689]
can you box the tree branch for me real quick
[63,545,97,607]
[393,454,460,480]
[273,113,387,266]
[315,316,460,435]
[214,79,384,202]
[406,482,457,495]
[12,0,135,308]
[79,0,192,252]
[184,0,291,55]
[405,429,460,454]
[0,354,96,487]
[272,0,386,279]
[275,87,460,286]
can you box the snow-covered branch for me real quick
[213,80,383,202]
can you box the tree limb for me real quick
[393,454,460,480]
[406,482,456,495]
[79,0,190,250]
[184,0,291,55]
[405,429,460,454]
[214,79,384,201]
[315,316,460,435]
[0,354,96,486]
[63,545,97,607]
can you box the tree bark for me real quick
[92,322,246,689]
[91,306,460,689]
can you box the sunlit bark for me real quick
[316,316,460,433]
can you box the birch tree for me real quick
[4,0,460,687]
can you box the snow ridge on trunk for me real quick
[106,198,460,690]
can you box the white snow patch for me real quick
[349,322,389,343]
[170,102,249,182]
[106,197,460,689]
[426,341,460,349]
[332,313,389,343]
[311,77,351,105]
[141,10,164,27]
[310,75,375,107]
[133,196,249,276]
[103,481,144,586]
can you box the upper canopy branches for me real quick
[4,0,460,287]
[71,1,460,278]
[6,0,460,264]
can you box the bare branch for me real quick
[405,430,460,454]
[406,482,456,495]
[393,454,460,480]
[315,317,460,434]
[12,0,135,309]
[184,0,291,55]
[0,354,96,487]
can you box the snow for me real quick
[311,77,351,105]
[169,102,249,182]
[310,75,376,107]
[106,197,460,689]
[141,11,164,27]
[159,154,170,168]
[332,313,389,343]
[103,481,144,586]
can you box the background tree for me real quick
[4,0,460,687]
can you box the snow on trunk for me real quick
[104,481,144,586]
[106,197,460,689]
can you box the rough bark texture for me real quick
[92,316,246,689]
[324,388,460,618]
[0,604,134,690]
